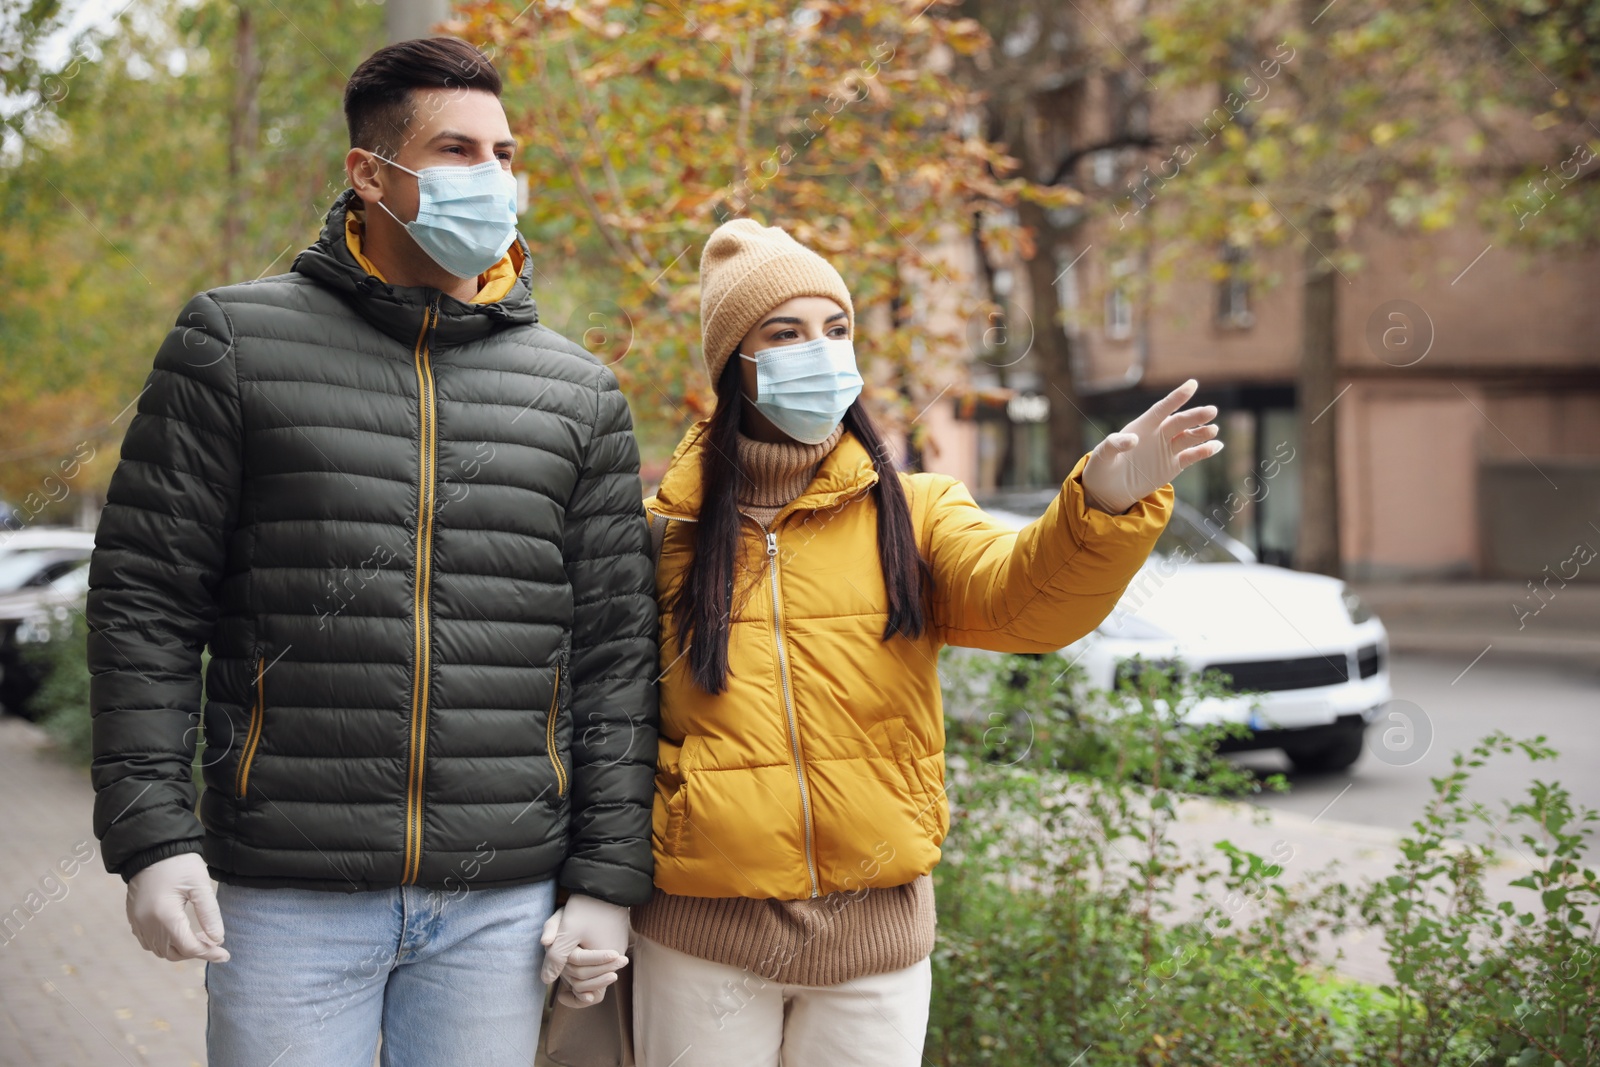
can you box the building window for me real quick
[1054,247,1081,338]
[1091,150,1116,187]
[1126,98,1150,138]
[1216,243,1254,329]
[993,266,1015,298]
[1105,258,1134,340]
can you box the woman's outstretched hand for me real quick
[1080,378,1222,515]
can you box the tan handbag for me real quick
[536,960,636,1067]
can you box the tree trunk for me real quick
[222,3,259,283]
[1018,197,1084,483]
[1295,205,1342,577]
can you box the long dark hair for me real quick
[671,358,931,694]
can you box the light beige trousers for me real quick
[631,933,932,1067]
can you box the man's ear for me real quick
[346,148,382,203]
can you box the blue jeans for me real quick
[205,878,558,1067]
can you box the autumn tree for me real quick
[450,0,1071,456]
[952,0,1157,485]
[0,0,387,512]
[951,0,1599,571]
[1128,0,1600,575]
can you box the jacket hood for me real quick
[652,418,879,520]
[291,186,540,349]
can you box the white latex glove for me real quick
[539,894,631,1008]
[125,853,230,963]
[1080,378,1223,514]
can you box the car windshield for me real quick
[977,491,1252,565]
[1153,509,1251,564]
[0,550,54,592]
[49,562,91,597]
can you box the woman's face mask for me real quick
[371,152,519,279]
[738,336,864,444]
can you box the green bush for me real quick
[21,609,93,763]
[929,649,1600,1067]
[22,611,211,790]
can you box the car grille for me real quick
[1115,656,1179,690]
[1357,643,1382,678]
[1201,654,1350,692]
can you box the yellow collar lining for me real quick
[344,202,521,305]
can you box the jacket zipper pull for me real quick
[766,531,778,558]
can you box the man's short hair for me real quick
[344,36,503,156]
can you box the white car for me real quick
[0,526,97,555]
[0,554,92,718]
[978,491,1391,774]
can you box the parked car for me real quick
[974,489,1392,774]
[0,556,90,718]
[0,544,91,594]
[0,527,97,556]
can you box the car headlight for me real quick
[1096,613,1174,641]
[1341,586,1372,624]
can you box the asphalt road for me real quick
[1231,650,1600,837]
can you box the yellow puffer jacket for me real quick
[645,421,1173,900]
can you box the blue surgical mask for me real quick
[372,153,519,279]
[738,336,864,444]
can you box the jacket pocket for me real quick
[662,734,700,854]
[546,650,570,798]
[884,717,940,841]
[234,655,266,799]
[920,751,950,846]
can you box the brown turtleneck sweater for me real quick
[631,424,938,986]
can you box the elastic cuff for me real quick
[117,840,203,883]
[558,858,654,908]
[1061,451,1172,541]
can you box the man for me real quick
[86,36,657,1066]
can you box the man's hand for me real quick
[125,853,229,963]
[1081,378,1222,515]
[539,894,631,1008]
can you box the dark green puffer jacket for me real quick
[86,187,659,905]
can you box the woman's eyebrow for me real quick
[824,311,848,323]
[759,316,804,328]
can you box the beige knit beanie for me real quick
[698,219,855,386]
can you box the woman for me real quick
[559,219,1221,1065]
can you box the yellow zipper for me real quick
[403,300,440,885]
[546,665,567,797]
[235,656,266,798]
[760,520,821,898]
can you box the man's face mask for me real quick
[371,151,519,279]
[738,336,864,445]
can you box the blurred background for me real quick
[1,0,1598,1063]
[3,0,1598,577]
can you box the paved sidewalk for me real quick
[1351,578,1600,669]
[0,717,206,1067]
[1165,792,1541,986]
